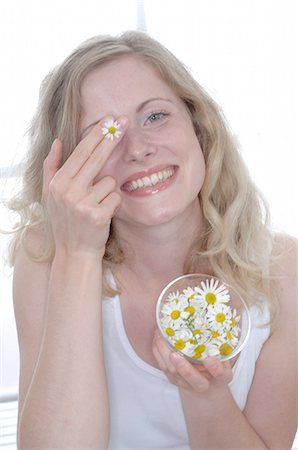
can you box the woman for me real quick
[8,31,297,449]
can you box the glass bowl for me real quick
[156,274,251,364]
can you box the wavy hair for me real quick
[5,30,279,322]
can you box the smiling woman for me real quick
[4,30,297,450]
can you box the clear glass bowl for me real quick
[156,274,251,364]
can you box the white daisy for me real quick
[182,286,198,301]
[225,330,239,347]
[102,119,122,141]
[229,308,241,334]
[166,291,184,304]
[205,303,233,331]
[160,297,189,329]
[191,343,209,360]
[194,278,230,308]
[174,327,194,342]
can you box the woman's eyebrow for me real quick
[136,97,173,112]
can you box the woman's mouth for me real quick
[121,165,178,195]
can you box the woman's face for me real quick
[79,55,205,227]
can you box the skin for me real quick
[13,55,297,449]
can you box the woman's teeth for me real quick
[126,167,175,192]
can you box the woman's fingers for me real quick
[152,330,233,393]
[60,115,128,182]
[203,357,233,383]
[84,176,117,205]
[152,335,191,389]
[42,138,63,202]
[170,353,210,392]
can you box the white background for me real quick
[1,0,297,397]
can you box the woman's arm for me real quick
[153,236,297,450]
[15,116,128,448]
[15,245,110,448]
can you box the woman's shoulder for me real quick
[270,232,297,328]
[271,232,297,282]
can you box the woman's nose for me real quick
[122,129,157,163]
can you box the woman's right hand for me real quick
[42,116,128,257]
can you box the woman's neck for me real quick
[113,200,205,285]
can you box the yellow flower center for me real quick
[184,306,195,316]
[230,317,236,326]
[193,352,203,359]
[175,339,186,350]
[205,292,216,304]
[193,329,201,335]
[226,331,232,340]
[108,126,117,135]
[188,338,197,344]
[166,327,175,336]
[188,293,195,300]
[171,310,180,320]
[211,331,220,338]
[194,344,206,354]
[219,343,233,356]
[216,312,226,323]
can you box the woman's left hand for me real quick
[152,330,233,394]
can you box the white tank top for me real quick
[103,295,270,450]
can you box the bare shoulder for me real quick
[13,226,51,412]
[271,233,297,322]
[243,233,297,449]
[271,232,297,277]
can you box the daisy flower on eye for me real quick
[102,119,122,141]
[194,278,230,308]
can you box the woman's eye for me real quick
[146,112,168,124]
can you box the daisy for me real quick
[166,291,184,304]
[182,286,198,301]
[102,119,122,141]
[190,343,207,360]
[205,303,233,331]
[194,278,230,307]
[160,297,189,329]
[230,308,241,334]
[174,327,193,342]
[175,339,197,357]
[225,330,239,347]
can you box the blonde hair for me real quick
[6,30,279,321]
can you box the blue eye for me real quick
[146,112,168,124]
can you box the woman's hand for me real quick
[42,116,128,257]
[152,330,233,394]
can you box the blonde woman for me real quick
[8,31,297,449]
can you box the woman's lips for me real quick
[121,165,178,195]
